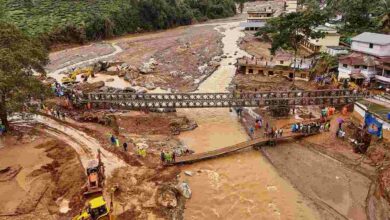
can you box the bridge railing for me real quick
[82,89,365,102]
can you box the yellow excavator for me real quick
[73,150,116,220]
[61,67,94,84]
[72,196,111,220]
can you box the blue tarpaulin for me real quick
[364,113,383,138]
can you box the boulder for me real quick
[145,82,156,90]
[139,58,158,74]
[184,171,193,176]
[157,189,177,208]
[212,56,222,62]
[98,61,110,71]
[105,78,115,82]
[198,65,207,75]
[123,87,136,93]
[124,71,139,81]
[208,61,220,68]
[176,182,191,199]
[118,71,126,77]
[75,81,105,92]
[107,66,119,72]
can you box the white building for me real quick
[240,4,276,31]
[351,32,390,57]
[337,32,390,86]
[338,53,378,84]
[326,46,349,56]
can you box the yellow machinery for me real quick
[61,67,94,84]
[72,196,111,220]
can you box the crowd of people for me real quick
[51,82,64,97]
[161,151,176,163]
[42,105,67,120]
[291,121,330,134]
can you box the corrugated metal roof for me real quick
[352,32,390,45]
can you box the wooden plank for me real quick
[172,133,307,164]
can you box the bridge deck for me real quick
[76,89,366,109]
[172,133,308,164]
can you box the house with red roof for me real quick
[337,32,390,88]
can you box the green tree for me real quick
[256,10,328,80]
[0,22,49,131]
[325,0,389,34]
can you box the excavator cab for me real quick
[84,150,105,196]
[84,160,104,195]
[73,196,110,220]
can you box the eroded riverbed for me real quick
[177,22,321,219]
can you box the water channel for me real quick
[177,22,321,219]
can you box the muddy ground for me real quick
[41,110,196,219]
[0,127,85,220]
[47,25,224,92]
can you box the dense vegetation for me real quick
[0,22,49,130]
[1,0,237,44]
[302,0,389,36]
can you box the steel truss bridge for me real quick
[76,89,367,109]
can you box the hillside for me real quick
[2,0,236,43]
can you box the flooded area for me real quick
[177,22,321,219]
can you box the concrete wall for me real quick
[338,63,352,79]
[354,102,390,130]
[327,48,348,56]
[351,41,390,57]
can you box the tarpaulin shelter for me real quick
[364,113,383,138]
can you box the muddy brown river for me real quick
[45,19,324,219]
[177,22,321,219]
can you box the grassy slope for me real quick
[4,0,131,35]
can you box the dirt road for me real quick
[34,115,126,176]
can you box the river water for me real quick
[177,22,320,219]
[44,19,322,219]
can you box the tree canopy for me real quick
[310,0,390,34]
[0,22,49,130]
[256,9,328,54]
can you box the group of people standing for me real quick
[161,151,176,163]
[248,116,283,139]
[291,121,330,134]
[51,82,64,97]
[265,127,283,139]
[110,134,129,152]
[43,105,66,120]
